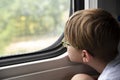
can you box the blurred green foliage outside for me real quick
[0,0,69,56]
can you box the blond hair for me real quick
[64,9,120,62]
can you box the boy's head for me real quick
[64,9,120,62]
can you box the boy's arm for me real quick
[71,74,98,80]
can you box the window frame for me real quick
[0,0,84,67]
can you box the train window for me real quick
[0,0,70,57]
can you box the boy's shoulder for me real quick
[98,53,120,80]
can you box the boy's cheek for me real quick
[67,46,82,63]
[67,51,76,62]
[68,52,82,63]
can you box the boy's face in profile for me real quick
[67,46,83,63]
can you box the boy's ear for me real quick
[81,50,92,63]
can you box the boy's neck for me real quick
[88,59,108,73]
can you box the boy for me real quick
[64,9,120,80]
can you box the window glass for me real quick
[0,0,69,57]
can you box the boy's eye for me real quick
[62,41,71,47]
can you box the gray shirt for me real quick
[98,53,120,80]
